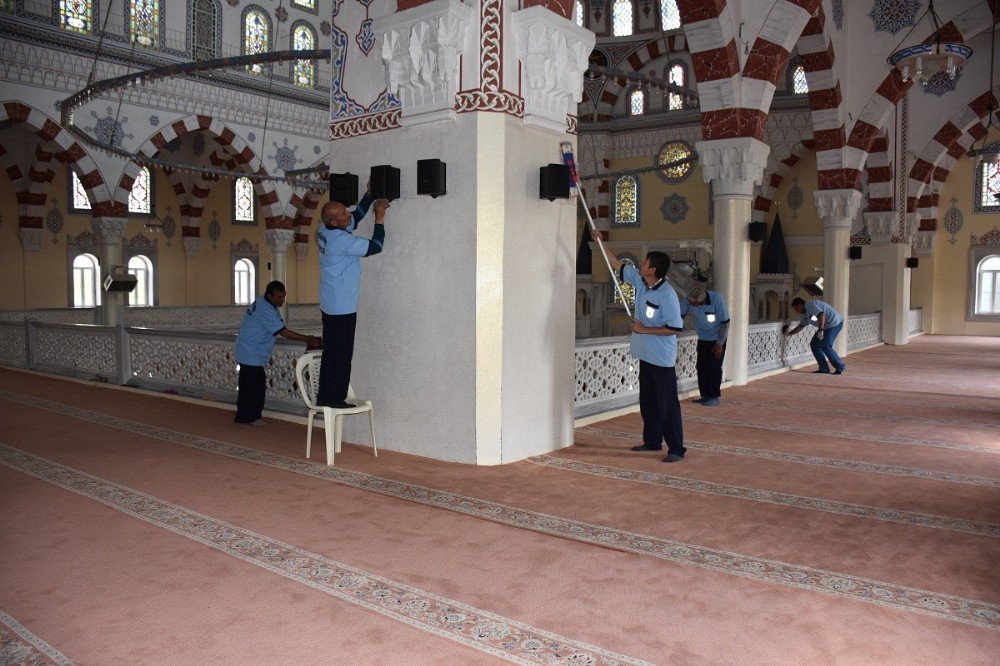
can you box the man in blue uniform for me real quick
[783,297,846,374]
[315,192,390,407]
[680,284,729,406]
[595,232,686,462]
[235,280,320,424]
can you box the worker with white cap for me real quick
[680,284,729,406]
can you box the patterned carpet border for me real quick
[0,446,649,666]
[763,382,1000,414]
[684,414,997,454]
[577,427,1000,488]
[528,455,1000,539]
[1,391,997,631]
[0,611,73,666]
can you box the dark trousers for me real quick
[235,364,266,423]
[638,360,685,456]
[696,339,726,398]
[318,311,357,406]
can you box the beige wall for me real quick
[0,166,324,310]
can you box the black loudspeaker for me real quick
[329,173,359,206]
[748,221,766,242]
[849,246,863,260]
[906,257,919,268]
[417,159,446,198]
[370,165,401,201]
[103,273,137,293]
[539,164,570,201]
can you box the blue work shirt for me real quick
[316,195,376,315]
[680,290,730,342]
[800,299,843,329]
[235,295,286,366]
[622,264,684,367]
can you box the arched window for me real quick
[612,0,633,37]
[575,0,584,28]
[72,253,101,307]
[127,255,154,307]
[628,87,646,116]
[192,0,218,61]
[234,258,256,305]
[129,0,160,47]
[243,7,271,75]
[667,61,686,110]
[60,0,93,33]
[660,0,680,31]
[790,61,809,94]
[613,254,638,306]
[233,177,256,223]
[292,23,317,87]
[128,166,153,215]
[976,256,1000,315]
[657,140,695,182]
[69,169,92,212]
[975,158,1000,212]
[614,176,638,226]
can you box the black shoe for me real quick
[631,444,663,452]
[833,367,846,375]
[663,453,685,463]
[811,369,831,374]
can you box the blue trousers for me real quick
[810,322,845,372]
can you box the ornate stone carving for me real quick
[264,229,296,253]
[912,230,936,256]
[98,218,127,244]
[864,210,896,244]
[231,239,259,256]
[814,189,864,228]
[970,227,1000,247]
[124,233,157,250]
[510,7,594,133]
[20,228,43,252]
[375,0,474,126]
[695,138,770,198]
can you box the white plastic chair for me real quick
[294,351,377,466]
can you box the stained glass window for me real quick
[661,0,680,31]
[72,253,101,307]
[127,166,152,215]
[130,0,159,47]
[234,258,256,305]
[60,0,92,33]
[192,0,217,61]
[978,161,1000,211]
[293,24,316,87]
[1,0,16,14]
[612,0,633,37]
[234,177,256,223]
[668,62,685,110]
[977,256,1000,314]
[291,0,315,9]
[628,88,645,116]
[658,141,694,182]
[243,8,270,75]
[614,176,638,226]
[575,0,584,27]
[70,170,92,211]
[792,64,809,94]
[128,255,154,307]
[613,255,636,306]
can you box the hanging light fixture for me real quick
[967,12,998,165]
[887,0,973,86]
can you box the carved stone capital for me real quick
[375,0,474,126]
[264,228,296,253]
[901,212,921,243]
[510,7,595,133]
[183,236,201,258]
[20,228,43,252]
[912,229,936,256]
[695,138,770,198]
[863,210,897,244]
[814,189,864,228]
[97,218,128,244]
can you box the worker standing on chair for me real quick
[235,281,320,425]
[315,192,390,408]
[681,284,729,406]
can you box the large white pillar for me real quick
[814,190,863,356]
[98,218,127,326]
[860,211,912,345]
[265,228,295,320]
[695,138,770,386]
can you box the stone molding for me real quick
[912,230,936,256]
[20,228,43,252]
[183,236,201,258]
[814,189,864,228]
[695,137,770,198]
[864,210,896,244]
[374,0,475,126]
[98,218,128,244]
[510,7,594,133]
[264,228,297,253]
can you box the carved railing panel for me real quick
[32,324,119,379]
[0,322,27,368]
[847,313,881,350]
[907,308,923,335]
[0,308,96,324]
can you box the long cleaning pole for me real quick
[561,142,632,318]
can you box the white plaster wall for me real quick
[848,260,882,314]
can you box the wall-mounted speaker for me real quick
[103,273,137,293]
[906,257,919,268]
[417,159,446,198]
[748,221,766,242]
[329,173,358,207]
[539,164,570,201]
[370,165,401,201]
[849,246,863,260]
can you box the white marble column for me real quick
[814,190,864,356]
[97,218,127,327]
[695,137,770,386]
[860,211,912,345]
[265,228,296,320]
